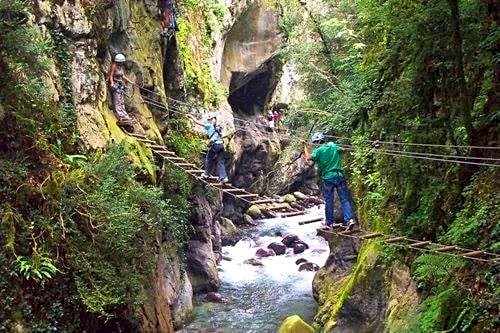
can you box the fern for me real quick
[413,254,465,287]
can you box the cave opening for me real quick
[227,57,280,116]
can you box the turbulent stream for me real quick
[180,206,329,333]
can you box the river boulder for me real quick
[243,214,257,226]
[219,218,239,246]
[281,234,299,247]
[293,191,308,200]
[205,292,229,304]
[268,242,286,255]
[293,243,307,254]
[283,193,297,203]
[295,258,308,265]
[246,205,262,218]
[255,248,276,258]
[278,315,314,333]
[244,258,264,266]
[298,262,320,272]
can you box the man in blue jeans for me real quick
[188,113,229,184]
[303,132,356,230]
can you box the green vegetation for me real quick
[177,0,228,105]
[280,0,498,331]
[1,145,188,329]
[0,3,191,330]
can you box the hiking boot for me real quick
[344,219,356,231]
[220,177,229,184]
[331,222,343,228]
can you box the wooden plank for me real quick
[138,138,157,144]
[360,232,383,240]
[433,246,457,253]
[384,236,406,243]
[297,217,323,225]
[251,199,274,205]
[235,193,259,199]
[176,163,197,168]
[460,250,484,258]
[164,157,186,162]
[220,188,246,193]
[154,150,176,156]
[186,170,204,174]
[146,144,168,150]
[279,211,305,218]
[410,241,431,248]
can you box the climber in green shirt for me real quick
[303,132,356,230]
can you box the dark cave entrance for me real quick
[227,57,280,116]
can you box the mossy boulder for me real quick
[246,205,262,218]
[219,217,239,246]
[279,315,314,333]
[283,193,297,203]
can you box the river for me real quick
[180,205,329,333]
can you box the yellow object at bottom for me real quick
[278,315,315,333]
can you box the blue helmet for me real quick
[311,132,325,143]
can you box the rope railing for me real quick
[121,93,499,265]
[316,227,499,264]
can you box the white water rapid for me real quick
[180,205,329,333]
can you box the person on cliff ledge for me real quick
[303,132,356,230]
[108,53,135,126]
[187,113,229,184]
[158,0,179,36]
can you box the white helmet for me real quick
[205,112,217,121]
[311,132,325,143]
[114,53,126,63]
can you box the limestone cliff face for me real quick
[25,0,303,331]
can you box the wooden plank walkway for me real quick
[317,227,500,264]
[128,133,306,217]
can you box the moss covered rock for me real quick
[283,193,297,203]
[246,205,262,218]
[278,315,314,333]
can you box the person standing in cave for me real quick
[108,53,135,125]
[187,113,229,184]
[158,0,179,36]
[273,109,282,130]
[303,132,356,231]
[267,110,275,132]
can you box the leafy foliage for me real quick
[279,0,498,330]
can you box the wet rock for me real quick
[186,240,220,293]
[219,217,239,246]
[205,292,228,304]
[283,193,297,203]
[255,248,276,258]
[279,315,314,333]
[294,240,309,250]
[267,242,286,255]
[281,234,299,247]
[290,202,305,211]
[299,262,320,272]
[295,258,308,265]
[293,243,307,254]
[293,191,308,200]
[246,205,262,218]
[275,231,283,237]
[244,258,264,266]
[308,197,325,205]
[243,214,257,225]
